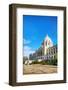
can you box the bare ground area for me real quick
[23,64,57,75]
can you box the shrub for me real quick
[31,60,48,65]
[47,59,57,66]
[32,60,40,64]
[41,60,48,65]
[30,59,57,66]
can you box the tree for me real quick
[23,56,28,64]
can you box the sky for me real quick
[23,15,57,57]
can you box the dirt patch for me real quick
[23,64,57,75]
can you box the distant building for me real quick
[29,35,57,60]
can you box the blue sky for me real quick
[23,15,57,57]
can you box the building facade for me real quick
[29,35,57,60]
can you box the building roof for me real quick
[44,35,52,43]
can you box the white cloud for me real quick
[23,46,35,57]
[24,39,31,45]
[23,39,35,57]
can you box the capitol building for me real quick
[29,35,57,61]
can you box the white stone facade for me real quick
[29,35,57,61]
[43,35,53,55]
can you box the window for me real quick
[48,41,50,45]
[45,41,47,46]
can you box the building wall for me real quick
[46,45,57,60]
[29,35,57,60]
[43,35,53,55]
